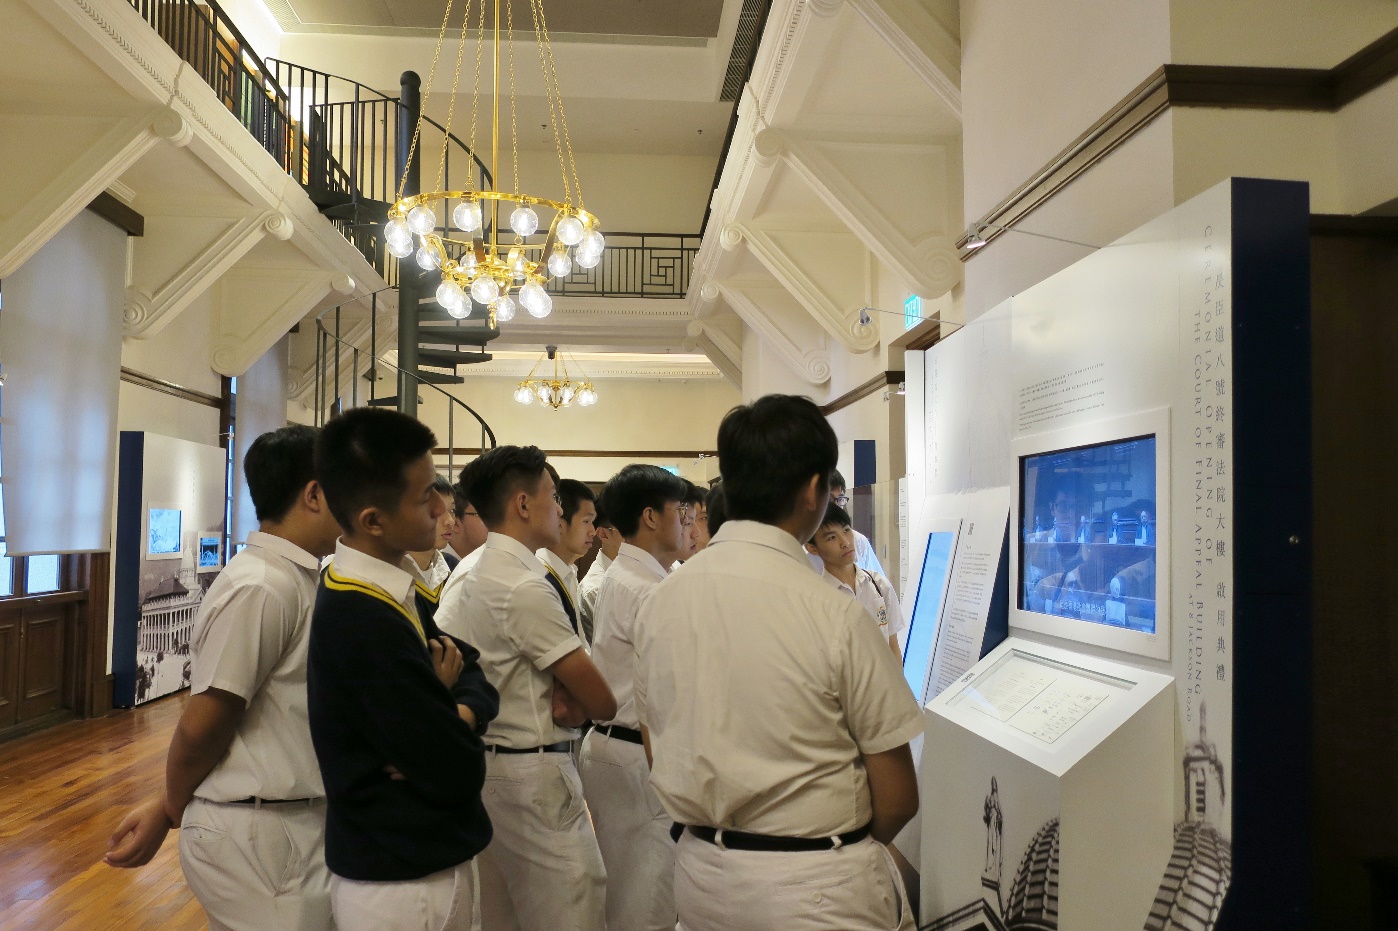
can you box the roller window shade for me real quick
[0,211,125,555]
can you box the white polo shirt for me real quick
[823,567,907,639]
[437,532,584,748]
[578,551,612,640]
[590,543,669,730]
[436,545,485,611]
[190,531,324,802]
[634,520,923,838]
[412,549,453,593]
[536,547,582,619]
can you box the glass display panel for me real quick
[148,508,182,555]
[26,554,60,594]
[198,535,221,570]
[903,531,957,701]
[1019,435,1158,634]
[949,649,1134,745]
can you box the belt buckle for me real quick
[714,828,727,851]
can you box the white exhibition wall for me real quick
[906,178,1266,930]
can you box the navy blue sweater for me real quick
[308,567,498,881]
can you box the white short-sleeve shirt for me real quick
[436,532,584,748]
[633,520,923,838]
[590,543,669,730]
[823,567,907,639]
[536,548,582,617]
[190,531,324,802]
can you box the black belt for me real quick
[595,724,643,745]
[487,741,572,754]
[226,796,321,806]
[686,823,872,852]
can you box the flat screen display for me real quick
[147,508,182,555]
[1019,435,1158,634]
[903,531,958,702]
[198,535,221,570]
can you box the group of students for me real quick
[105,393,922,931]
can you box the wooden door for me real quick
[18,605,66,723]
[0,606,19,728]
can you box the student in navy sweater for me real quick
[308,407,498,931]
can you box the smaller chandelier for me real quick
[514,345,597,410]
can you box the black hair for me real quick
[816,500,852,532]
[831,469,847,493]
[717,395,837,524]
[599,464,690,537]
[593,501,615,530]
[245,424,319,523]
[433,474,454,497]
[682,480,706,507]
[316,408,437,533]
[558,478,597,523]
[705,482,728,536]
[459,445,550,527]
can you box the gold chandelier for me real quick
[514,346,597,409]
[382,0,602,326]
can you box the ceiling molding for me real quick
[958,26,1398,259]
[846,0,961,117]
[725,221,878,351]
[709,277,832,384]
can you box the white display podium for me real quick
[920,639,1175,931]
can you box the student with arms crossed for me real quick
[105,425,342,931]
[807,501,907,657]
[634,395,922,931]
[309,408,499,931]
[435,445,617,930]
[580,464,691,930]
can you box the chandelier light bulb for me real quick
[407,204,437,235]
[385,217,412,245]
[547,249,572,278]
[519,280,552,318]
[458,251,478,273]
[492,294,517,323]
[579,229,605,255]
[387,235,415,259]
[578,386,597,406]
[453,200,483,232]
[415,246,441,271]
[560,385,576,406]
[556,214,585,246]
[470,276,500,305]
[576,246,603,270]
[509,205,540,236]
[514,384,535,404]
[436,280,465,310]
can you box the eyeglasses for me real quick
[833,495,850,508]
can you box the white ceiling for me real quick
[265,0,726,38]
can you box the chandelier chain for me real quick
[436,0,474,193]
[466,0,487,193]
[533,3,584,209]
[507,0,522,199]
[529,0,571,206]
[396,0,457,202]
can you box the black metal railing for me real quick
[126,0,699,304]
[545,233,699,299]
[126,0,296,173]
[314,290,497,479]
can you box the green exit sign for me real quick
[904,294,921,330]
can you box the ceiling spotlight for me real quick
[965,224,988,250]
[858,308,872,327]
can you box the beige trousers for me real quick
[578,728,677,930]
[178,797,332,931]
[475,750,607,930]
[331,860,475,931]
[673,831,913,931]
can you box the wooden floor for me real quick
[0,694,206,930]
